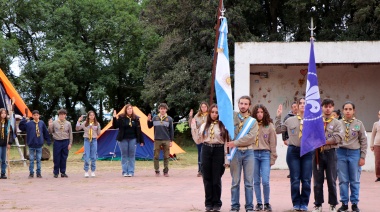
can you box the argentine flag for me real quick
[215,17,234,139]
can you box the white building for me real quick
[234,41,380,171]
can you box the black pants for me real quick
[312,148,338,206]
[201,144,225,208]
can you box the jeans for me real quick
[337,148,361,205]
[83,138,97,172]
[201,144,225,208]
[197,143,203,173]
[118,138,137,175]
[286,145,312,209]
[230,149,254,210]
[29,147,42,175]
[253,150,271,204]
[0,145,7,175]
[53,139,69,175]
[154,140,170,173]
[312,149,338,206]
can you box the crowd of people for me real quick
[0,96,379,212]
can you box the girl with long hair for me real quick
[0,108,12,179]
[112,104,144,177]
[76,110,101,177]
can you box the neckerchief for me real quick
[343,117,355,142]
[127,116,132,127]
[297,114,303,138]
[88,121,94,142]
[34,120,40,137]
[1,119,5,139]
[255,121,262,146]
[159,114,168,124]
[209,121,218,140]
[58,119,66,132]
[320,117,333,152]
[238,113,251,132]
[200,112,208,124]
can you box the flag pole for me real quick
[209,0,224,106]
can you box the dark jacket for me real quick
[282,111,296,141]
[0,120,13,146]
[112,114,144,144]
[19,118,51,148]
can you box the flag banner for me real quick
[215,17,234,140]
[300,39,325,156]
[226,117,255,161]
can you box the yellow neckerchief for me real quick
[238,112,251,132]
[58,119,66,132]
[255,121,262,146]
[200,112,208,124]
[297,114,303,138]
[1,119,5,139]
[159,113,168,124]
[34,120,40,137]
[126,115,132,127]
[88,121,94,142]
[209,120,218,140]
[320,116,333,152]
[343,117,355,142]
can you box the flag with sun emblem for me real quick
[300,38,325,156]
[215,17,234,139]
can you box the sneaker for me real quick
[123,173,128,177]
[375,178,380,182]
[254,204,263,211]
[91,172,96,177]
[61,173,68,178]
[213,206,221,211]
[229,209,239,212]
[337,204,348,212]
[84,172,89,178]
[264,203,272,211]
[36,173,42,178]
[329,205,337,212]
[299,205,308,211]
[205,206,213,212]
[54,174,58,178]
[247,209,254,212]
[293,205,300,211]
[312,205,322,212]
[0,174,7,179]
[287,174,290,178]
[127,174,132,177]
[164,172,169,177]
[28,173,34,179]
[155,171,160,177]
[197,171,202,177]
[351,204,360,212]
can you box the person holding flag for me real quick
[227,95,257,212]
[336,101,367,212]
[311,99,343,212]
[275,97,312,211]
[76,111,102,178]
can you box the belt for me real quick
[320,145,336,151]
[237,146,253,150]
[203,142,224,148]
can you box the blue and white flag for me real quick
[300,38,325,156]
[215,17,234,139]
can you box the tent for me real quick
[0,69,32,117]
[75,106,185,160]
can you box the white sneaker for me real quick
[312,206,322,212]
[127,174,132,177]
[329,205,336,212]
[91,172,96,177]
[84,172,89,178]
[123,173,128,177]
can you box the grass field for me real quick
[7,142,199,174]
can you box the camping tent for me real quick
[0,69,32,117]
[75,106,185,160]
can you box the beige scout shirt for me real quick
[76,121,102,139]
[275,115,302,147]
[322,118,344,149]
[371,121,380,147]
[189,114,208,129]
[233,111,258,148]
[339,118,368,159]
[253,122,277,165]
[49,120,73,145]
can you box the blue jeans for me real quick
[337,148,361,205]
[29,147,42,175]
[254,150,271,204]
[83,138,97,172]
[118,138,136,175]
[0,146,7,175]
[286,145,313,209]
[230,149,254,210]
[197,143,203,173]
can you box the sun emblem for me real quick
[226,77,231,85]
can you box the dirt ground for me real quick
[1,161,379,212]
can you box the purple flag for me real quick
[300,39,325,156]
